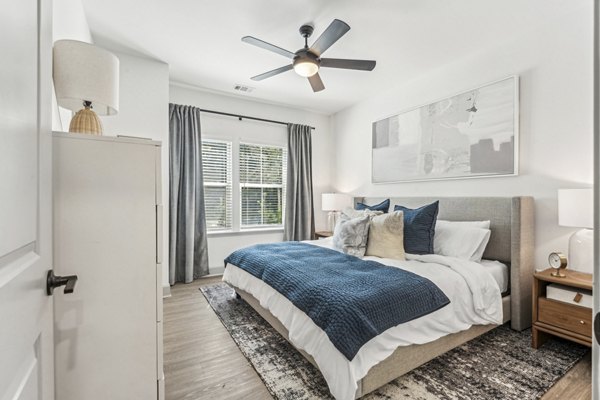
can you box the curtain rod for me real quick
[198,108,315,130]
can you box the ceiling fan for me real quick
[242,19,376,92]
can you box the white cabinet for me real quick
[53,132,164,400]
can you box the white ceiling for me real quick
[81,0,572,115]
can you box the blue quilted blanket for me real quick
[225,242,450,360]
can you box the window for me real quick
[201,139,286,233]
[202,139,232,231]
[239,143,287,228]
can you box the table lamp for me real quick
[53,40,119,135]
[558,188,593,274]
[322,193,350,232]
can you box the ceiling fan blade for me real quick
[251,64,293,81]
[308,73,325,92]
[310,19,350,56]
[242,36,295,59]
[320,58,376,71]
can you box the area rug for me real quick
[200,283,588,400]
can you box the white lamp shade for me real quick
[558,188,593,228]
[53,40,119,115]
[322,193,350,211]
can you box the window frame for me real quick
[201,130,287,236]
[238,141,287,230]
[201,138,233,232]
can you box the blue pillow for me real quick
[355,199,390,213]
[394,201,439,255]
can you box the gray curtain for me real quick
[168,103,209,284]
[283,123,315,241]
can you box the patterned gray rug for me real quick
[200,283,588,400]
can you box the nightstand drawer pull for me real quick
[537,298,592,337]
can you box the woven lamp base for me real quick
[69,105,103,135]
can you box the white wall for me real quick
[52,0,93,131]
[97,51,171,289]
[53,0,92,43]
[331,5,593,268]
[52,0,172,289]
[170,84,334,273]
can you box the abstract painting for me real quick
[372,76,518,183]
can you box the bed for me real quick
[223,196,534,399]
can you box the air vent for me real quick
[234,84,255,93]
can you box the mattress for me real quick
[223,238,503,400]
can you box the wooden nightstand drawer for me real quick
[538,297,592,337]
[532,268,593,349]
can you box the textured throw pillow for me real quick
[355,199,390,213]
[332,214,370,257]
[365,211,405,260]
[393,201,439,255]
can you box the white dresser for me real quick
[52,132,164,400]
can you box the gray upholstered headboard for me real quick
[355,196,535,331]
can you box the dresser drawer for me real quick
[538,297,592,337]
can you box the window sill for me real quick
[207,227,284,237]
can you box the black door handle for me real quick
[46,270,78,295]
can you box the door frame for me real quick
[593,1,599,399]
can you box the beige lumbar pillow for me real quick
[365,211,405,260]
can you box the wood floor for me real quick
[164,277,592,400]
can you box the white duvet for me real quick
[222,238,503,400]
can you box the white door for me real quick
[0,0,55,399]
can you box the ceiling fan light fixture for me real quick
[293,58,319,77]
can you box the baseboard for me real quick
[208,266,225,275]
[203,273,224,278]
[162,285,171,298]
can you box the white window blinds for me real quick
[202,139,232,231]
[239,143,287,228]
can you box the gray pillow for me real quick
[333,214,370,257]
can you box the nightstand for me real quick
[532,268,593,349]
[314,231,333,239]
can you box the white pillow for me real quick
[434,221,491,262]
[436,220,490,229]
